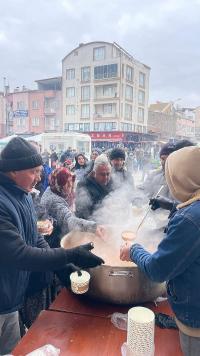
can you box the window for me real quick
[138,90,145,105]
[16,117,26,126]
[94,64,118,80]
[138,107,144,123]
[139,72,145,88]
[125,104,132,120]
[125,85,133,100]
[66,87,75,97]
[126,66,134,82]
[95,103,116,116]
[81,104,90,118]
[17,101,25,110]
[81,67,90,82]
[121,123,132,131]
[32,117,40,126]
[103,104,113,114]
[93,46,105,61]
[81,86,90,101]
[95,84,117,98]
[66,68,75,80]
[64,123,90,131]
[94,122,117,131]
[66,105,75,115]
[32,100,39,109]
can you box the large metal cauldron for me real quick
[61,231,166,305]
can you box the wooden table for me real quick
[13,288,183,356]
[49,288,129,317]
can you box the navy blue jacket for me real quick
[0,173,69,314]
[131,201,200,328]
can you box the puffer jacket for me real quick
[131,200,200,328]
[0,173,70,314]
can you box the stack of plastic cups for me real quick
[127,306,155,356]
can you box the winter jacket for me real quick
[0,173,71,314]
[75,176,113,220]
[111,167,134,191]
[130,200,200,328]
[139,167,174,200]
[40,187,97,236]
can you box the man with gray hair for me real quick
[75,154,113,220]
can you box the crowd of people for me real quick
[0,136,199,355]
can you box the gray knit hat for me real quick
[0,137,43,172]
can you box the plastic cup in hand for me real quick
[127,306,155,356]
[70,270,90,294]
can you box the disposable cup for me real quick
[70,270,90,294]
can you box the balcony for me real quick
[93,113,119,120]
[44,108,56,115]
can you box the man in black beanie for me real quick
[109,147,134,191]
[0,137,104,354]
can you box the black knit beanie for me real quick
[109,148,126,161]
[159,142,175,157]
[0,137,43,172]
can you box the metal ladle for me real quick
[135,184,164,235]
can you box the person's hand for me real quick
[120,242,132,262]
[37,219,54,236]
[56,263,82,288]
[149,196,173,211]
[65,242,105,269]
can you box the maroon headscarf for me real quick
[49,167,75,206]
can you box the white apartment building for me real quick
[62,41,150,134]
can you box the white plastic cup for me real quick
[127,306,155,356]
[70,270,90,294]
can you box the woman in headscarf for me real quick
[120,146,200,356]
[40,167,104,242]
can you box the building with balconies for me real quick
[62,41,150,147]
[3,78,62,135]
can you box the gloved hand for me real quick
[155,313,177,329]
[149,196,174,211]
[65,242,105,269]
[56,263,82,288]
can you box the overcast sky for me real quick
[1,0,200,107]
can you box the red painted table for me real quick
[13,288,183,356]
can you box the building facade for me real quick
[175,108,195,140]
[0,92,6,138]
[194,106,200,140]
[62,41,150,142]
[148,102,196,141]
[148,102,177,141]
[2,78,62,136]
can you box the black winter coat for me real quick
[0,173,69,314]
[75,176,113,220]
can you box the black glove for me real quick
[155,313,178,329]
[149,196,174,211]
[64,242,104,269]
[56,263,82,288]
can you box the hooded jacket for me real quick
[130,147,200,331]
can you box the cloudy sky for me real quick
[1,0,200,107]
